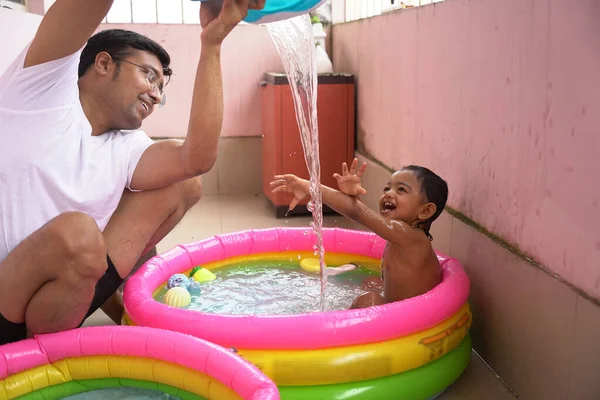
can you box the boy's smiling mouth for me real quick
[381,201,397,213]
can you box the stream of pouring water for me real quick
[267,16,328,311]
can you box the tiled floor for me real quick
[85,194,518,400]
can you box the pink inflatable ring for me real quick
[123,228,470,350]
[0,325,279,399]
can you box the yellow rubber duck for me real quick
[299,258,321,273]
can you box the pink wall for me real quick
[100,23,284,138]
[0,9,42,74]
[27,0,46,16]
[333,0,600,298]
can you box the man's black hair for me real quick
[79,29,172,79]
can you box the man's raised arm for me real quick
[24,0,114,68]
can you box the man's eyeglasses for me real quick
[112,57,170,108]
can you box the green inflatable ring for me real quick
[15,378,204,400]
[279,335,472,400]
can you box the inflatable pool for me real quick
[123,228,472,400]
[0,326,278,400]
[193,0,327,24]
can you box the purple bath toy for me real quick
[167,273,190,289]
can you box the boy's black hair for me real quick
[78,29,172,79]
[401,165,449,240]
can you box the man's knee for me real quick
[180,176,202,210]
[48,212,107,280]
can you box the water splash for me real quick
[267,15,328,311]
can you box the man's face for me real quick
[108,50,167,130]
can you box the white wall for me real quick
[0,8,42,74]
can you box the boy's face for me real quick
[379,170,428,223]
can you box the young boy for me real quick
[270,158,449,309]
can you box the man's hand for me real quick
[333,158,367,196]
[200,0,266,47]
[270,174,311,211]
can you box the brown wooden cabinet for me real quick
[261,73,355,217]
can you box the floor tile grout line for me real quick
[565,296,579,400]
[472,349,521,399]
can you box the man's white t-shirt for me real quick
[0,45,154,263]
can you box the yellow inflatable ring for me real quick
[126,302,471,386]
[0,326,278,400]
[2,356,238,400]
[237,302,471,385]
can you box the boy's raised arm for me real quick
[270,174,419,247]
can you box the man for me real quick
[0,0,265,345]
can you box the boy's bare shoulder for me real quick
[385,222,432,249]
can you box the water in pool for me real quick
[62,387,182,400]
[155,260,378,315]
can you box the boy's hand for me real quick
[270,174,310,210]
[333,158,367,196]
[200,0,266,47]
